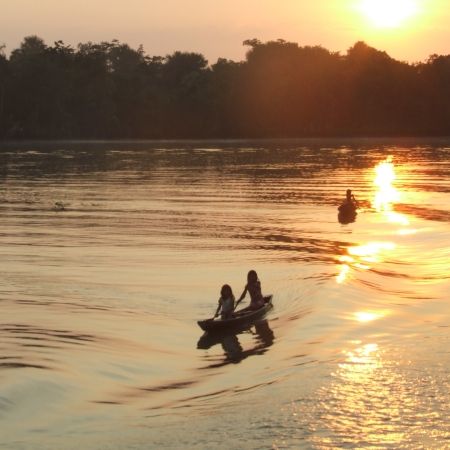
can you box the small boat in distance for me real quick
[338,202,358,216]
[338,201,358,224]
[338,201,357,214]
[197,295,273,331]
[338,189,358,214]
[338,189,358,224]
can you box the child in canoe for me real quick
[345,189,358,206]
[235,270,265,312]
[214,284,235,320]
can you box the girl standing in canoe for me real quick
[214,284,235,319]
[235,270,265,312]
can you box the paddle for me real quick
[234,285,249,311]
[233,297,245,311]
[233,297,249,317]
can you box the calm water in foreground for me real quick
[0,140,449,449]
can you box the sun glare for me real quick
[359,0,420,28]
[373,157,400,212]
[354,311,387,323]
[336,241,396,284]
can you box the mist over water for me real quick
[0,140,449,449]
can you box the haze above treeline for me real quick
[0,36,449,139]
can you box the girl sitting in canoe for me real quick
[214,284,235,320]
[235,270,265,312]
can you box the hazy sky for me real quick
[1,0,449,62]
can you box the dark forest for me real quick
[0,36,449,139]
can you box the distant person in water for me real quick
[214,284,235,319]
[345,189,358,206]
[235,270,265,312]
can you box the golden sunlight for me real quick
[373,156,399,211]
[316,342,409,447]
[354,310,386,322]
[359,0,420,28]
[336,241,396,284]
[348,241,396,259]
[343,343,379,365]
[354,311,377,322]
[373,157,410,225]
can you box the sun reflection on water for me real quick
[373,156,410,227]
[336,241,396,284]
[313,342,407,447]
[397,228,418,236]
[354,310,386,322]
[336,157,416,284]
[343,342,380,366]
[305,336,449,449]
[373,156,399,211]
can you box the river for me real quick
[0,139,449,449]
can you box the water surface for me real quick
[1,140,449,449]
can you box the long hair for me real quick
[247,270,258,284]
[221,284,234,300]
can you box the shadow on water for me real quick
[197,320,275,366]
[91,320,276,409]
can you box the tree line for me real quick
[0,36,449,139]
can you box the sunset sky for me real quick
[2,0,449,62]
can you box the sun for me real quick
[359,0,420,28]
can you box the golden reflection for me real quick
[373,156,399,211]
[336,264,350,284]
[305,337,444,447]
[336,241,396,284]
[386,211,410,225]
[397,228,418,236]
[348,241,396,259]
[325,342,406,445]
[343,342,379,365]
[354,311,385,322]
[372,156,410,226]
[336,158,420,284]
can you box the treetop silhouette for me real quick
[0,36,449,139]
